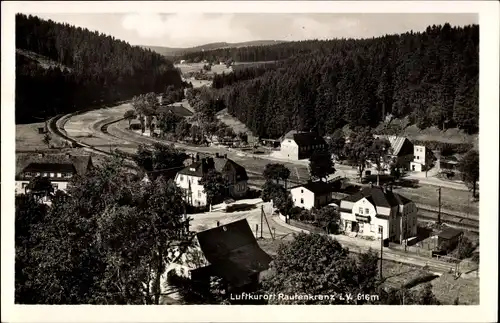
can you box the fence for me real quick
[388,243,434,258]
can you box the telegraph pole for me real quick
[260,206,264,239]
[437,187,442,224]
[379,225,383,281]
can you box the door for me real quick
[351,222,359,232]
[412,165,416,171]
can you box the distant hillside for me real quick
[15,14,182,124]
[213,23,479,138]
[141,40,287,57]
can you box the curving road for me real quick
[51,102,478,272]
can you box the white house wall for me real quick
[280,139,299,160]
[15,180,69,195]
[290,187,315,210]
[175,174,207,207]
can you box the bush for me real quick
[450,236,476,260]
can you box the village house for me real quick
[339,185,418,244]
[164,219,273,300]
[279,130,327,160]
[289,181,336,210]
[410,144,436,172]
[174,153,248,207]
[373,135,414,171]
[15,152,93,196]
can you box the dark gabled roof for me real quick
[177,161,204,177]
[282,130,326,147]
[342,186,412,208]
[146,166,185,181]
[438,227,464,240]
[177,156,248,181]
[290,181,334,195]
[23,162,76,173]
[195,219,272,288]
[16,153,92,177]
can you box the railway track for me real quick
[50,112,480,233]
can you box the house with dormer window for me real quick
[339,185,417,244]
[174,153,248,207]
[15,152,93,195]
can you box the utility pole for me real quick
[261,205,275,240]
[437,187,442,224]
[260,206,263,239]
[379,225,383,281]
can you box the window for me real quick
[36,173,40,176]
[416,156,420,160]
[359,207,363,214]
[50,173,55,177]
[57,173,62,178]
[180,175,184,181]
[378,226,383,234]
[43,173,49,177]
[300,198,304,204]
[301,189,304,193]
[365,208,369,214]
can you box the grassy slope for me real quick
[372,116,479,149]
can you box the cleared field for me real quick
[176,63,232,76]
[392,184,478,216]
[216,108,256,143]
[374,117,478,149]
[16,122,65,150]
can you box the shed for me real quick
[437,227,464,252]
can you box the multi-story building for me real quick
[289,181,335,210]
[174,154,248,207]
[279,130,327,160]
[339,185,418,244]
[410,145,436,172]
[15,152,93,195]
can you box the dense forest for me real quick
[206,24,479,138]
[15,14,183,124]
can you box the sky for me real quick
[30,13,477,48]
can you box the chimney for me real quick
[215,152,220,158]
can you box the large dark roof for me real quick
[146,166,185,181]
[282,130,326,147]
[177,156,248,181]
[290,181,335,195]
[195,219,272,287]
[438,227,464,240]
[16,153,92,177]
[342,186,412,208]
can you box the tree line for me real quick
[15,14,183,124]
[200,23,478,137]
